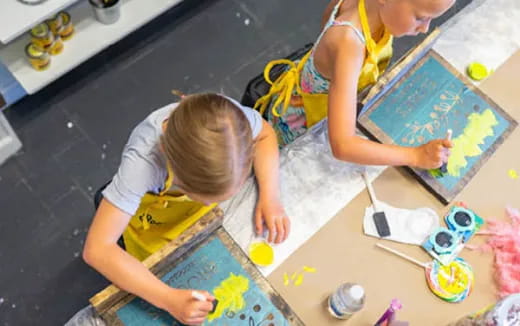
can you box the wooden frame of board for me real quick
[358,49,517,204]
[90,207,224,324]
[90,206,304,325]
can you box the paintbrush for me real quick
[192,291,219,313]
[428,129,453,178]
[439,129,452,174]
[362,172,391,237]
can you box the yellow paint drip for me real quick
[294,273,304,286]
[248,241,274,266]
[283,272,289,286]
[207,273,249,322]
[509,169,519,179]
[447,109,498,177]
[303,266,316,273]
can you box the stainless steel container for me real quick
[89,0,121,25]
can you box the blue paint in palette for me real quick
[116,236,290,325]
[368,56,511,191]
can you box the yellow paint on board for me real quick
[509,169,519,179]
[248,241,274,267]
[207,273,249,321]
[447,109,498,177]
[283,272,289,286]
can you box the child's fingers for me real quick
[266,218,276,243]
[274,218,285,244]
[283,217,291,241]
[185,317,206,325]
[200,291,215,302]
[442,149,451,161]
[442,139,453,148]
[254,208,263,236]
[193,301,213,313]
[189,311,208,319]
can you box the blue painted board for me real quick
[116,234,291,325]
[359,51,517,203]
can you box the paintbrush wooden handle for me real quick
[376,243,429,269]
[362,172,381,212]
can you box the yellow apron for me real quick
[254,0,393,128]
[123,165,217,261]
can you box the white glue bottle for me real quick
[328,283,365,320]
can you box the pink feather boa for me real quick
[475,206,520,298]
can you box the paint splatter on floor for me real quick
[283,266,317,287]
[508,169,518,179]
[303,266,316,273]
[294,274,304,286]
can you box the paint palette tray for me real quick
[90,207,303,326]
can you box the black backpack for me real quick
[240,43,314,111]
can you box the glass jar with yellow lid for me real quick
[30,23,54,50]
[47,36,64,56]
[45,13,63,36]
[25,43,51,71]
[57,11,74,41]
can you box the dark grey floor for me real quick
[0,0,470,324]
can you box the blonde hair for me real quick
[161,93,254,196]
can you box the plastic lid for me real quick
[248,241,274,267]
[31,24,49,37]
[390,298,402,311]
[467,62,489,81]
[25,43,46,57]
[349,285,365,300]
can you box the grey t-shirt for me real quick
[103,98,263,215]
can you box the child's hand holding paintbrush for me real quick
[415,129,453,170]
[439,129,453,174]
[428,129,453,177]
[161,289,217,325]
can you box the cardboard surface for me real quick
[268,51,520,326]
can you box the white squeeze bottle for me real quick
[328,283,365,320]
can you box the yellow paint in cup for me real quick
[248,241,274,267]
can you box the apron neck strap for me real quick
[161,163,175,196]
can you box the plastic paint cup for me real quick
[248,241,274,266]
